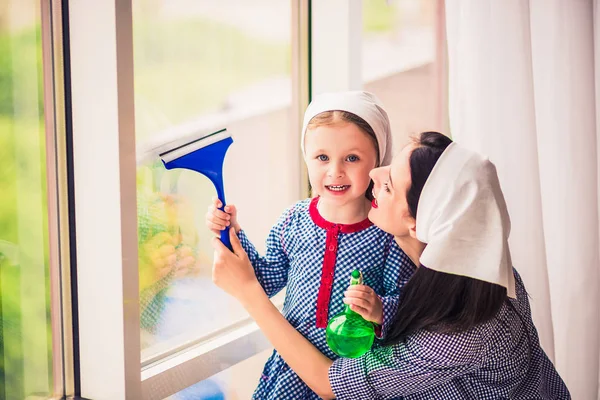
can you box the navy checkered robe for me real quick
[329,269,571,399]
[238,198,415,399]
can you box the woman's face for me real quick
[368,144,417,238]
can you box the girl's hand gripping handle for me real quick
[218,203,232,251]
[206,197,240,252]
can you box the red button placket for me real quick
[308,196,372,329]
[315,224,341,328]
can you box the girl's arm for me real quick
[237,228,289,297]
[235,204,298,297]
[378,240,417,337]
[212,229,336,399]
[207,200,296,297]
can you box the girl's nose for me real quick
[327,162,344,178]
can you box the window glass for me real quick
[133,0,297,360]
[0,1,55,398]
[162,349,272,400]
[363,0,446,147]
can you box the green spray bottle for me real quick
[326,269,375,358]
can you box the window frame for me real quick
[311,0,363,94]
[40,0,73,397]
[67,0,141,398]
[5,0,75,398]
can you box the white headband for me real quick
[301,91,393,167]
[416,142,516,298]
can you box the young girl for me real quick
[206,91,415,399]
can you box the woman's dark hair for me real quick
[383,131,508,346]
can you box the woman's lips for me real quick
[371,199,378,208]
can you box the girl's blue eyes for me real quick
[316,155,360,162]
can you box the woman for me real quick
[211,132,570,399]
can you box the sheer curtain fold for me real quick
[445,1,600,398]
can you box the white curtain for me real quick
[445,0,600,398]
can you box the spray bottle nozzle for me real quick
[349,269,363,286]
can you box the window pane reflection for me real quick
[0,1,55,398]
[133,0,297,360]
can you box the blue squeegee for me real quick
[157,128,233,250]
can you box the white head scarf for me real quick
[301,91,393,167]
[416,142,517,298]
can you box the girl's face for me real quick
[368,144,417,238]
[304,122,378,207]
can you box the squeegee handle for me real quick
[212,174,233,251]
[216,189,232,251]
[219,208,232,251]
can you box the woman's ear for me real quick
[408,218,418,239]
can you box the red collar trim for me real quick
[308,197,372,233]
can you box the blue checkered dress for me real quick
[329,269,571,399]
[238,198,415,400]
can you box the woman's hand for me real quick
[213,228,335,399]
[211,227,261,304]
[343,285,383,325]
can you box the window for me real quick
[363,0,448,146]
[0,1,60,398]
[131,1,308,397]
[66,1,307,397]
